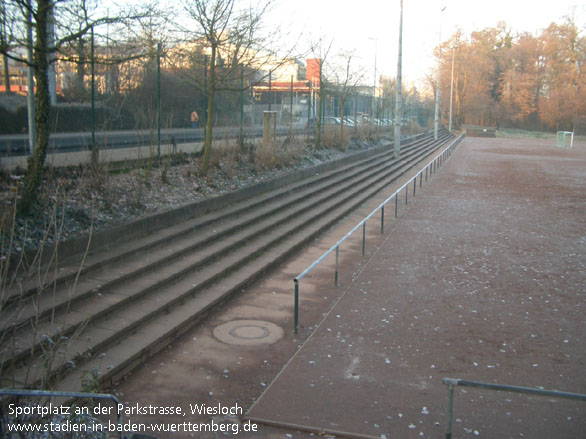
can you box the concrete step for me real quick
[57,135,457,391]
[1,136,438,347]
[3,136,427,309]
[1,132,454,390]
[1,136,428,325]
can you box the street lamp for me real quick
[434,6,446,140]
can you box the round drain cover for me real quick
[213,320,284,346]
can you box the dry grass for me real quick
[0,197,92,392]
[320,126,351,149]
[254,135,306,170]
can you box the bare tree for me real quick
[0,0,156,214]
[181,0,286,176]
[327,51,365,143]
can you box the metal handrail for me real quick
[293,133,465,333]
[442,378,586,439]
[0,388,123,438]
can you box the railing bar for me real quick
[443,378,586,401]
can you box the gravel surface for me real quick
[0,139,384,258]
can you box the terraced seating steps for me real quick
[0,131,454,392]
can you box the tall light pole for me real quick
[369,37,377,137]
[394,0,403,159]
[449,46,455,132]
[434,6,446,140]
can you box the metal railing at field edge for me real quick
[0,388,124,438]
[292,133,466,333]
[442,378,586,439]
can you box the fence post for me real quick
[157,42,161,159]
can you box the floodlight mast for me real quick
[394,0,403,159]
[434,6,446,140]
[449,47,454,132]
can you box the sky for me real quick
[268,0,585,91]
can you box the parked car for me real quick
[324,117,342,125]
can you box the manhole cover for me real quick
[213,320,284,346]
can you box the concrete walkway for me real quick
[246,137,586,439]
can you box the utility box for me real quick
[263,111,277,148]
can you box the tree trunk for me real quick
[18,0,51,215]
[200,45,216,176]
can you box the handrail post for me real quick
[294,279,299,334]
[395,193,398,218]
[381,206,384,234]
[446,383,455,439]
[413,177,416,196]
[362,222,366,256]
[335,246,339,286]
[405,185,408,205]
